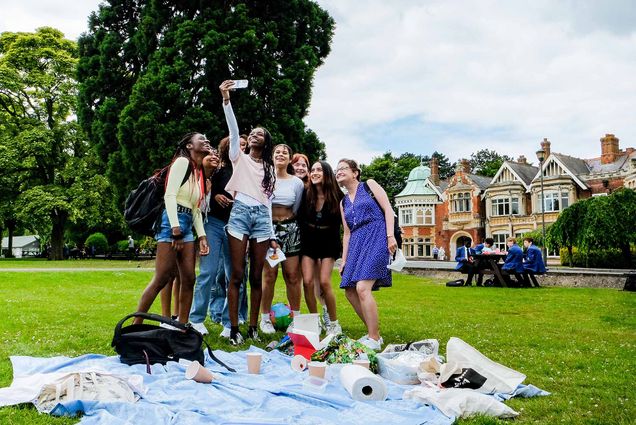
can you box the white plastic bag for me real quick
[387,249,407,271]
[446,337,526,394]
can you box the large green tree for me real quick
[78,0,334,202]
[0,28,118,259]
[469,149,513,177]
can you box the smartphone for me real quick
[231,79,249,89]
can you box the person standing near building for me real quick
[336,159,396,351]
[127,236,135,260]
[433,245,439,260]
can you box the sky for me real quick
[1,0,635,165]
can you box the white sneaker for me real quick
[259,318,276,334]
[358,334,383,346]
[190,322,209,335]
[219,327,231,338]
[326,322,342,336]
[359,336,382,351]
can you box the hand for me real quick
[339,261,346,276]
[219,80,234,101]
[270,239,279,250]
[387,235,397,256]
[171,228,184,252]
[199,236,209,256]
[215,194,234,208]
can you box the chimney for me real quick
[429,157,440,185]
[517,155,527,164]
[601,133,620,164]
[540,138,551,158]
[460,158,471,174]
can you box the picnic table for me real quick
[472,253,508,287]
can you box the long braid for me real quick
[260,128,276,196]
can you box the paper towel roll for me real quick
[339,364,388,401]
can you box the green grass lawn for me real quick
[0,265,634,424]
[0,258,155,269]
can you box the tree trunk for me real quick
[6,220,16,258]
[49,210,68,260]
[620,243,631,269]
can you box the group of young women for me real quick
[134,81,397,351]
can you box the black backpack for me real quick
[361,181,403,249]
[112,312,235,373]
[124,165,192,236]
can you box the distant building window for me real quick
[401,209,412,225]
[491,197,519,216]
[416,210,424,225]
[451,192,471,212]
[424,209,433,225]
[493,233,508,252]
[541,191,569,212]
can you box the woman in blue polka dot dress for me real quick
[336,159,397,351]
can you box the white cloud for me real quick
[309,0,636,164]
[2,0,634,166]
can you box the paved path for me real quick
[0,268,155,272]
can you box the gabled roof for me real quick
[533,153,588,190]
[467,174,492,190]
[584,153,632,174]
[489,160,539,191]
[437,180,449,192]
[1,235,39,248]
[507,162,539,186]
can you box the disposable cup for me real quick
[308,361,326,379]
[291,354,308,372]
[353,359,370,369]
[185,360,214,383]
[247,352,263,374]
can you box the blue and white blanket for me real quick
[0,347,546,424]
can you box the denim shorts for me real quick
[226,199,272,242]
[155,208,195,243]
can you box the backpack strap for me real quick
[112,312,188,346]
[202,339,236,372]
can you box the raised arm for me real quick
[220,80,240,162]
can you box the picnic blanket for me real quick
[0,348,454,425]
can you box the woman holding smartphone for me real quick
[220,80,277,345]
[336,159,396,351]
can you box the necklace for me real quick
[249,154,263,163]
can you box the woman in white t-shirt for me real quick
[259,144,305,334]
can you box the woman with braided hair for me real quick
[133,133,211,325]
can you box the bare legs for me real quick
[344,280,379,340]
[227,235,269,328]
[302,256,337,320]
[262,256,302,314]
[134,242,195,324]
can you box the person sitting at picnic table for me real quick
[455,240,476,286]
[522,237,546,287]
[501,237,525,287]
[474,237,495,254]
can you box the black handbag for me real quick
[111,312,235,373]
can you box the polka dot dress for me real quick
[340,183,392,291]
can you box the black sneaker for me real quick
[247,327,261,342]
[229,332,244,346]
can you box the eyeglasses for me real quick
[336,166,351,172]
